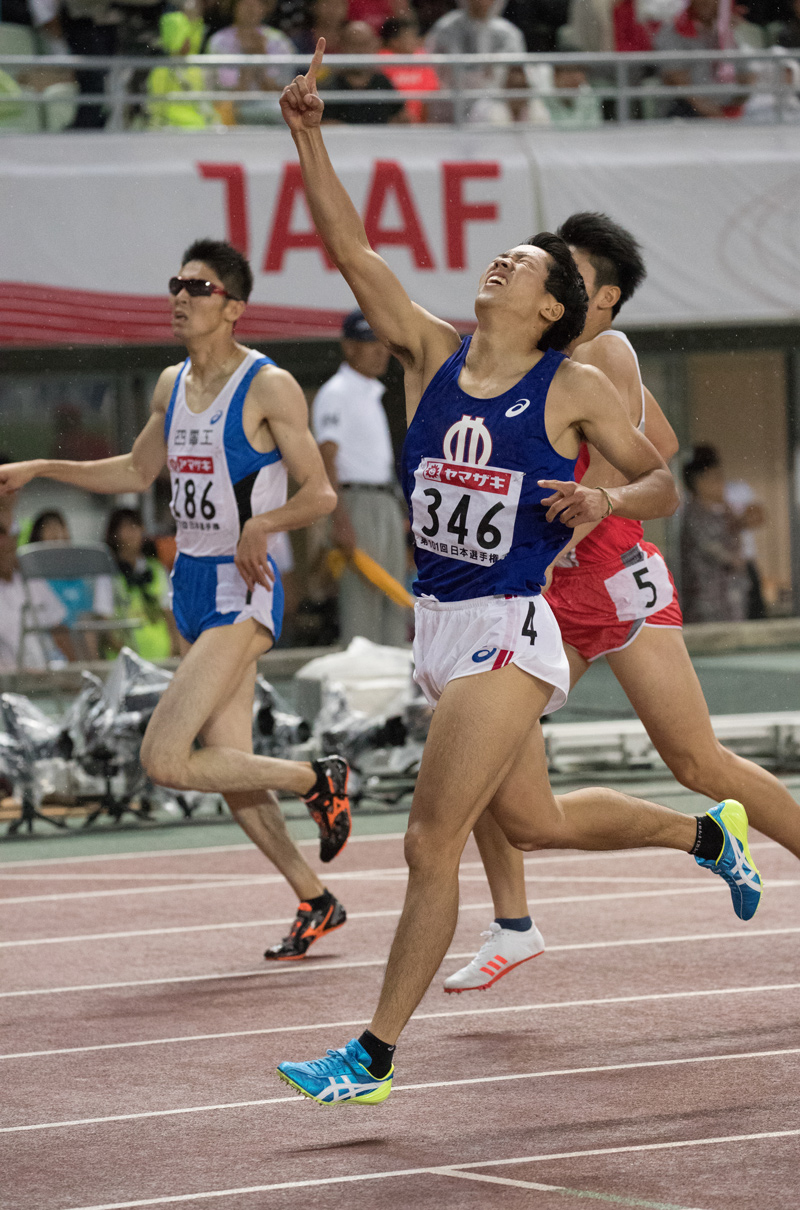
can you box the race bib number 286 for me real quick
[411,457,523,565]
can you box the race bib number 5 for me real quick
[411,457,523,565]
[603,549,674,621]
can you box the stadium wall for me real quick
[2,123,800,346]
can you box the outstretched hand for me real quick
[0,460,38,496]
[280,37,325,131]
[539,479,611,527]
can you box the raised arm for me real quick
[642,386,679,462]
[0,369,174,497]
[233,366,336,592]
[280,40,459,415]
[541,362,678,528]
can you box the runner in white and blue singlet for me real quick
[274,42,762,1107]
[0,238,353,961]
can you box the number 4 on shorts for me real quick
[522,601,537,646]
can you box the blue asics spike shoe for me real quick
[277,1038,393,1106]
[694,800,762,921]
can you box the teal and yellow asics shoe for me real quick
[694,800,762,921]
[277,1039,393,1106]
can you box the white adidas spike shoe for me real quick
[444,921,545,993]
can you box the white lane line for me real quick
[438,1168,705,1209]
[2,919,798,1006]
[3,1044,799,1136]
[51,1127,800,1209]
[0,832,410,870]
[1,923,795,1057]
[0,836,780,873]
[6,880,798,953]
[3,980,800,1063]
[0,873,277,881]
[0,878,290,906]
[0,871,700,886]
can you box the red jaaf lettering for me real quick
[197,163,249,257]
[363,161,435,269]
[264,164,335,272]
[442,162,500,271]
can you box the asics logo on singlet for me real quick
[209,410,223,424]
[505,398,530,418]
[443,415,493,466]
[472,647,497,663]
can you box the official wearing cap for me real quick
[312,310,407,646]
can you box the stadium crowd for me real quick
[0,0,799,128]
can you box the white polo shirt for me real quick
[312,362,395,487]
[0,572,66,672]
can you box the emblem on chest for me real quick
[443,415,492,467]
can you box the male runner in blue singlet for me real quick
[272,44,763,1104]
[0,239,351,959]
[447,212,800,994]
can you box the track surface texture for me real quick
[2,823,799,1210]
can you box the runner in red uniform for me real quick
[445,212,800,994]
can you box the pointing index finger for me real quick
[306,36,325,87]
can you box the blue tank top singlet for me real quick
[401,337,577,602]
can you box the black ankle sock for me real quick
[495,916,532,932]
[690,815,725,862]
[357,1030,395,1078]
[305,889,333,911]
[305,763,325,800]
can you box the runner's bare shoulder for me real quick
[571,335,638,416]
[150,363,184,417]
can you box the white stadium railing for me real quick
[0,49,798,130]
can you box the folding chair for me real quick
[16,541,140,666]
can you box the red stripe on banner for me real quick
[0,283,347,347]
[0,283,476,348]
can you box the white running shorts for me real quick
[412,593,570,715]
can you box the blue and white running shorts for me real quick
[170,552,284,646]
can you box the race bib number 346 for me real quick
[411,457,523,565]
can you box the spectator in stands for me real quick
[322,19,407,121]
[425,0,527,121]
[28,510,114,656]
[468,62,551,122]
[544,61,604,123]
[775,0,800,45]
[379,13,439,120]
[105,507,177,661]
[349,0,410,36]
[742,47,800,120]
[654,0,747,117]
[206,0,295,123]
[503,0,570,51]
[723,477,769,618]
[27,0,117,127]
[0,512,73,671]
[680,445,748,624]
[312,310,407,646]
[291,0,348,54]
[147,9,214,128]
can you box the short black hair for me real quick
[682,443,719,493]
[556,212,646,318]
[181,238,253,302]
[526,232,588,352]
[30,510,67,544]
[105,506,143,553]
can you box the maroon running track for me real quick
[1,829,799,1210]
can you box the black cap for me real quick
[341,309,377,342]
